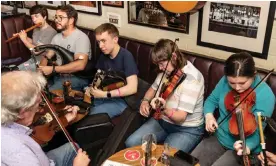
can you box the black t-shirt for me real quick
[96,47,139,77]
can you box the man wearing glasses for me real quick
[39,5,91,91]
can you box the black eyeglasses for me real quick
[54,15,68,22]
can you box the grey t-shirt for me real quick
[51,28,91,59]
[32,25,57,45]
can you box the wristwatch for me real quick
[107,91,111,98]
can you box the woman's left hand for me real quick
[150,97,166,110]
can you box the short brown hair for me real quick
[151,39,187,69]
[57,5,78,26]
[95,23,119,38]
[30,5,48,21]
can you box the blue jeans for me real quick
[46,142,76,166]
[125,118,204,153]
[89,98,127,118]
[48,75,89,91]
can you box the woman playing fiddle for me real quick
[125,39,205,152]
[1,71,90,166]
[191,52,275,166]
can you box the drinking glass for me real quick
[141,133,157,166]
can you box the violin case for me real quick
[73,113,115,159]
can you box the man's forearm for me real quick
[55,60,87,73]
[22,38,35,49]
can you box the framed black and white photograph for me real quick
[37,1,65,9]
[197,1,276,59]
[103,1,124,8]
[23,1,37,9]
[65,1,102,16]
[128,1,190,34]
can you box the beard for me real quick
[56,22,69,32]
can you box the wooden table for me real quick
[105,145,178,166]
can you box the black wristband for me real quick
[107,91,111,98]
[52,65,56,74]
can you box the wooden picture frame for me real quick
[65,1,102,16]
[37,1,65,10]
[128,1,190,34]
[102,1,124,8]
[197,1,276,59]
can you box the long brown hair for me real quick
[151,39,187,69]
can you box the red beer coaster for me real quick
[124,150,141,161]
[140,157,157,166]
[52,97,64,104]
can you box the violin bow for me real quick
[236,106,251,166]
[40,91,79,153]
[217,69,274,127]
[257,112,268,166]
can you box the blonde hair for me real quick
[1,71,46,124]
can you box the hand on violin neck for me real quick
[150,97,165,110]
[205,113,218,133]
[234,140,250,156]
[64,105,79,123]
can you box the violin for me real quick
[30,92,88,146]
[224,88,257,166]
[152,69,186,119]
[225,88,257,137]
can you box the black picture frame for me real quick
[128,1,190,34]
[1,1,9,5]
[197,1,276,59]
[102,1,124,8]
[17,1,23,8]
[9,1,23,8]
[37,1,65,10]
[66,1,102,16]
[23,1,38,9]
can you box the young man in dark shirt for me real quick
[87,23,138,118]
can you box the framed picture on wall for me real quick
[23,1,37,9]
[9,1,23,8]
[1,1,9,5]
[128,1,190,34]
[197,1,276,59]
[65,1,102,16]
[37,1,65,9]
[103,1,124,8]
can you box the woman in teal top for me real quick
[191,52,275,166]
